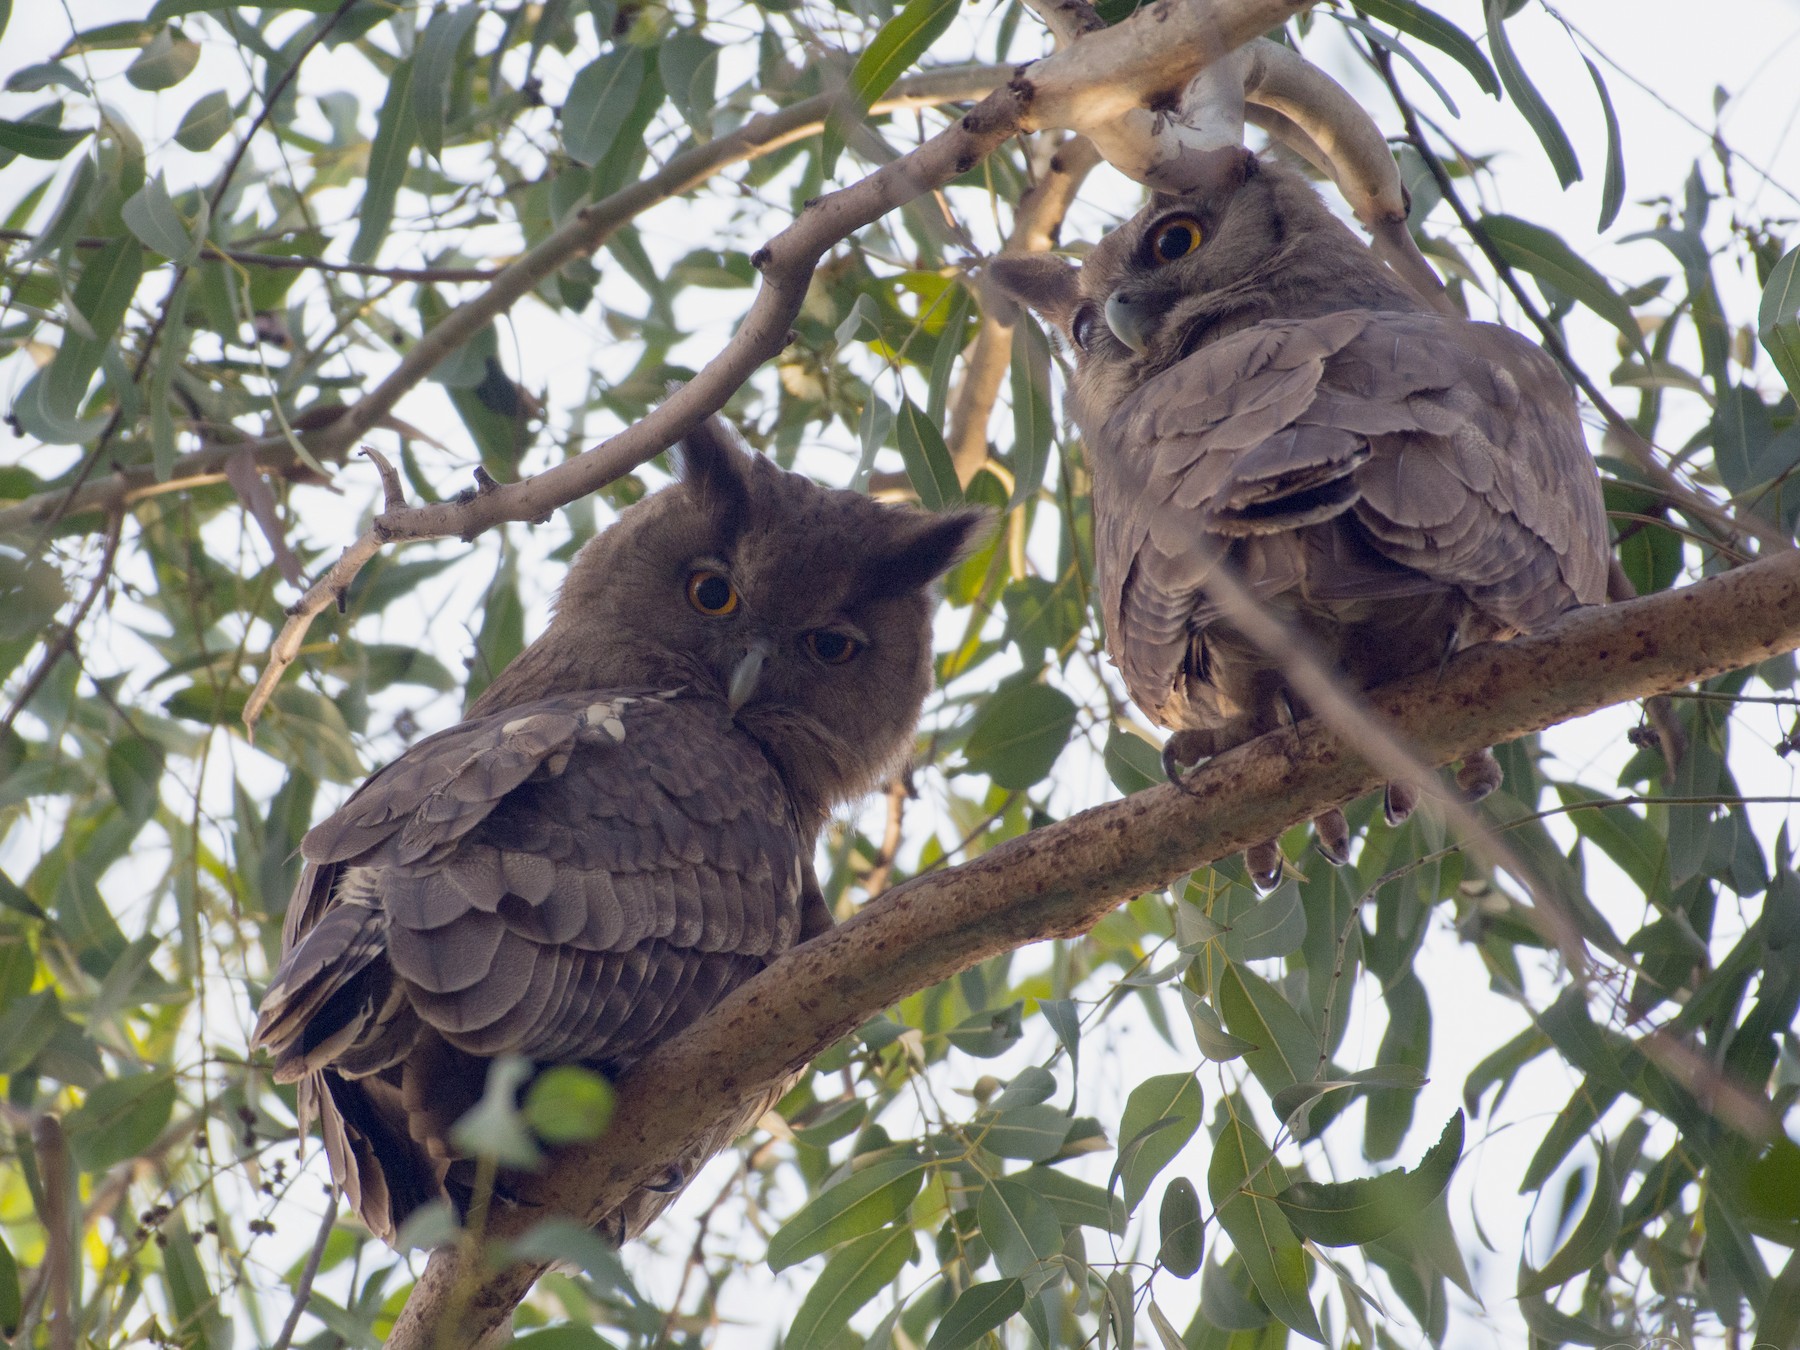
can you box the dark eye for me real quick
[1150,216,1203,264]
[1071,307,1100,352]
[687,569,739,616]
[805,631,861,665]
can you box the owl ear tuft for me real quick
[859,509,989,600]
[678,418,753,543]
[987,255,1081,334]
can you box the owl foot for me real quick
[1384,782,1419,827]
[1457,747,1503,801]
[645,1163,688,1194]
[1313,808,1351,866]
[1245,839,1284,891]
[1160,730,1218,797]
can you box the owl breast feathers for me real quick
[252,424,981,1242]
[993,152,1609,752]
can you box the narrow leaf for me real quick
[1484,0,1580,188]
[895,395,963,511]
[413,2,482,159]
[1517,1146,1621,1295]
[1355,0,1499,96]
[1480,213,1639,347]
[927,1279,1024,1350]
[1208,1108,1322,1343]
[1114,1072,1202,1213]
[1583,57,1625,231]
[1758,244,1800,400]
[767,1156,928,1271]
[562,48,645,167]
[1158,1177,1204,1278]
[122,173,203,263]
[1276,1111,1464,1246]
[0,115,89,160]
[350,57,417,264]
[174,89,232,151]
[1009,314,1053,506]
[786,1226,916,1350]
[976,1176,1063,1279]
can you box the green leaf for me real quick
[658,32,720,132]
[1517,1146,1621,1295]
[122,173,205,263]
[450,1055,543,1168]
[1114,1072,1202,1213]
[126,29,200,90]
[1276,1111,1464,1247]
[174,89,232,151]
[1009,315,1053,506]
[980,1105,1073,1161]
[1208,1107,1321,1343]
[927,1279,1024,1350]
[767,1155,929,1271]
[1758,244,1800,400]
[895,395,963,511]
[1583,57,1625,231]
[1024,1166,1126,1235]
[1181,989,1255,1062]
[14,236,144,443]
[823,0,960,174]
[0,114,90,159]
[1158,1177,1204,1278]
[0,1230,19,1337]
[1354,0,1499,96]
[106,736,165,826]
[787,1226,915,1350]
[65,1070,177,1170]
[413,2,482,159]
[1484,0,1580,188]
[1103,725,1162,795]
[1480,213,1639,347]
[976,1176,1063,1279]
[562,48,645,167]
[1218,965,1321,1099]
[1219,879,1305,962]
[523,1065,614,1144]
[961,682,1077,790]
[350,57,417,264]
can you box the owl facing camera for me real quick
[253,423,983,1243]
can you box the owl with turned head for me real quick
[253,424,981,1243]
[994,152,1609,886]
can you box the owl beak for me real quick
[1104,292,1152,356]
[727,639,772,712]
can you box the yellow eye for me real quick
[1150,216,1203,264]
[805,631,861,665]
[687,569,739,616]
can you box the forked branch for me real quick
[385,539,1800,1350]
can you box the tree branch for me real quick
[385,541,1800,1350]
[240,0,1323,730]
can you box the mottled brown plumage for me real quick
[993,153,1609,883]
[253,424,980,1242]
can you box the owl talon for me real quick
[1161,733,1214,798]
[646,1164,687,1194]
[1457,747,1503,802]
[1384,782,1419,827]
[1245,840,1283,891]
[1313,808,1351,866]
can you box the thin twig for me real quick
[0,510,123,739]
[0,230,498,282]
[861,778,913,898]
[270,1198,339,1350]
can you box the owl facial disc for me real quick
[1104,292,1153,355]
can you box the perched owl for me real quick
[252,424,981,1242]
[993,152,1609,886]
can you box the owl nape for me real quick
[992,150,1610,888]
[252,423,982,1243]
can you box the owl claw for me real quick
[1245,840,1283,892]
[1457,747,1503,802]
[1313,808,1351,866]
[1162,741,1206,797]
[1384,782,1419,827]
[646,1164,687,1194]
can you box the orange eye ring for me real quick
[805,631,861,665]
[1149,216,1203,264]
[687,569,739,616]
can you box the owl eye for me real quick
[1149,216,1204,264]
[805,631,862,665]
[686,569,739,616]
[1071,306,1101,352]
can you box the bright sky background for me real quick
[2,2,1799,1347]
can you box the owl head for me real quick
[471,423,984,822]
[989,153,1418,434]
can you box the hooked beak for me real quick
[727,639,772,712]
[1104,292,1152,356]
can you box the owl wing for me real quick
[251,690,810,1239]
[1092,309,1608,716]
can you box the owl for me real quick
[993,152,1609,886]
[252,423,981,1242]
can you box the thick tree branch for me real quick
[386,541,1800,1350]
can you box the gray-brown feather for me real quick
[996,157,1609,753]
[252,424,981,1244]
